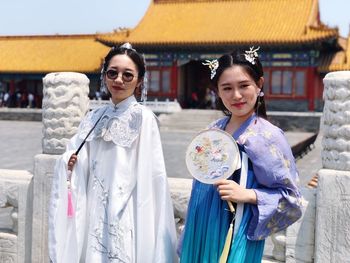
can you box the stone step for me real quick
[159,109,224,130]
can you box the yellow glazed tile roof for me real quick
[97,0,338,46]
[0,35,110,73]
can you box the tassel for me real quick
[67,187,74,217]
[67,170,74,218]
[219,223,233,263]
[219,201,235,263]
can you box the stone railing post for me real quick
[31,72,89,262]
[42,72,90,155]
[0,170,33,263]
[314,71,350,262]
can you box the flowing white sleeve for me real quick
[48,134,89,263]
[135,110,178,263]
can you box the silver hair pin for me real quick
[244,46,260,65]
[100,62,108,94]
[141,87,147,102]
[141,75,148,102]
[120,42,136,51]
[202,59,219,79]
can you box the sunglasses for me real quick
[105,69,135,82]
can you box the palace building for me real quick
[0,0,349,111]
[0,35,109,107]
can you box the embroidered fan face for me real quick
[186,129,241,184]
[104,54,142,104]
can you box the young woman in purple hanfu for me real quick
[180,48,303,263]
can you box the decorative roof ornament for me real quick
[244,46,260,65]
[202,59,219,79]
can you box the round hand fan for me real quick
[185,128,241,184]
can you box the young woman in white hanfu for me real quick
[49,43,178,263]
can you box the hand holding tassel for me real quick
[64,108,107,219]
[68,154,77,171]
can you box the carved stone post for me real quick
[42,72,90,155]
[31,72,89,262]
[314,71,350,262]
[0,170,33,263]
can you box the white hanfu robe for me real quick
[48,96,178,263]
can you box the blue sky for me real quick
[0,0,349,37]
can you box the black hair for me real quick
[101,43,146,97]
[211,49,267,119]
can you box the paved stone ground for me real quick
[294,132,323,186]
[0,120,42,172]
[0,120,320,185]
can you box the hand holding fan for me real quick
[185,128,242,262]
[185,128,241,211]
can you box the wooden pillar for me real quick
[171,62,178,99]
[9,80,15,95]
[307,68,315,111]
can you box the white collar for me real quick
[108,96,137,112]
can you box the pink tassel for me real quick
[66,170,74,218]
[67,187,74,217]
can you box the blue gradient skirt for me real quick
[180,163,265,263]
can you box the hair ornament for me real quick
[202,59,219,79]
[100,61,108,94]
[141,76,148,102]
[120,42,136,51]
[244,46,260,65]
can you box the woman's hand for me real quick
[214,179,257,204]
[67,154,77,171]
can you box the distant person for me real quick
[210,89,216,109]
[28,93,34,108]
[7,92,17,108]
[20,92,28,108]
[95,90,101,100]
[204,87,212,109]
[3,92,9,107]
[16,92,21,107]
[48,43,178,263]
[190,91,199,108]
[179,48,302,262]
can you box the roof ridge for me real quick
[306,0,319,29]
[304,0,339,36]
[153,0,307,3]
[0,34,96,40]
[154,0,250,4]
